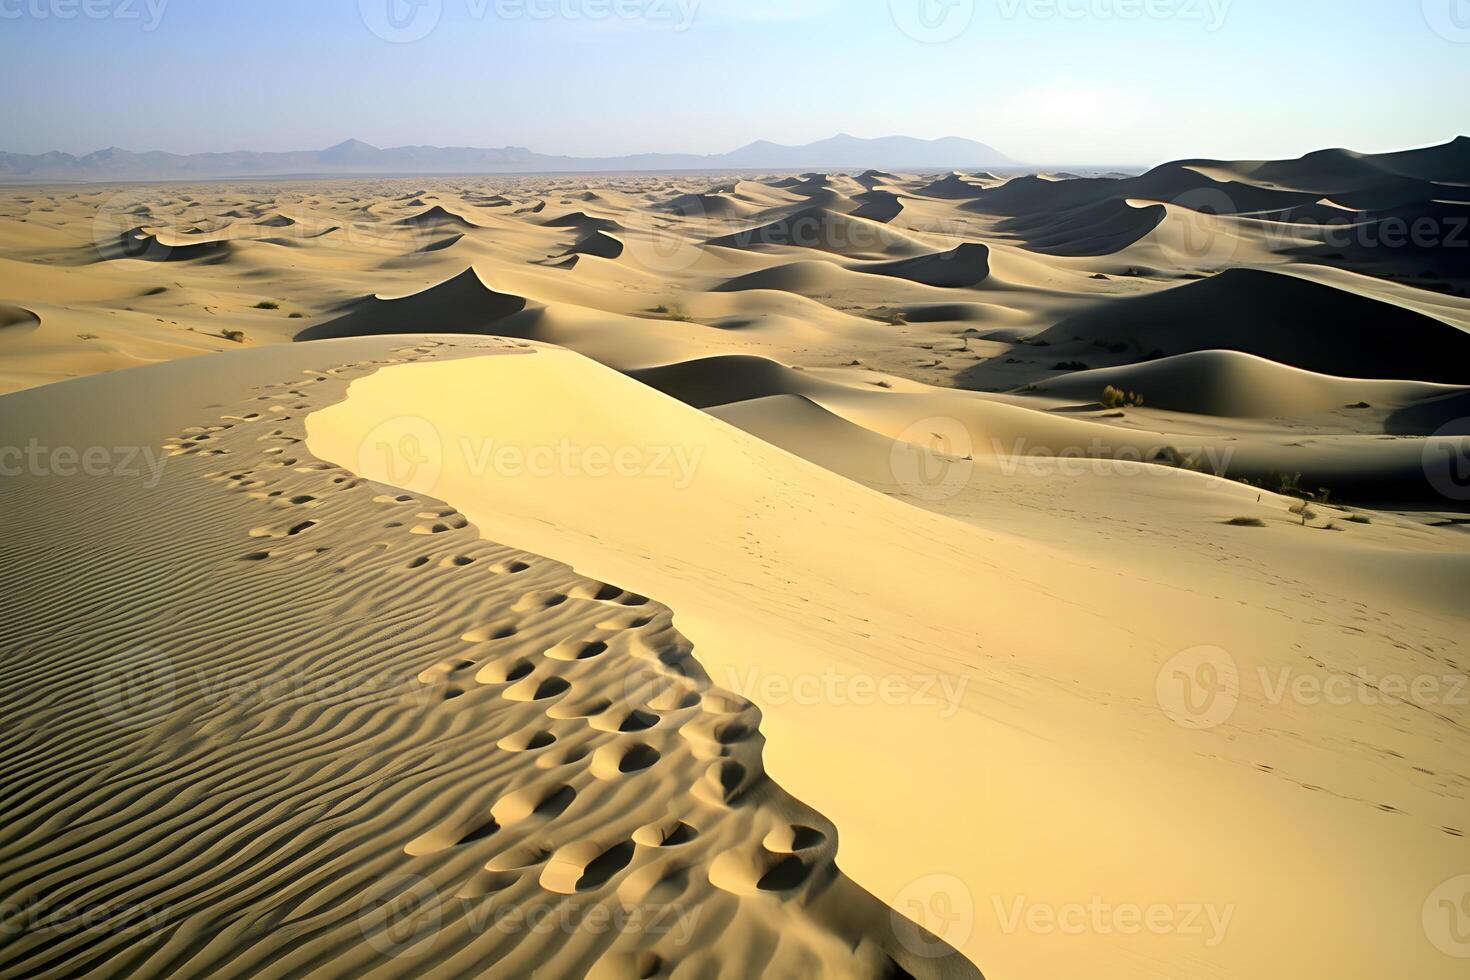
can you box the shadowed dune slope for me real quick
[707,206,930,258]
[628,354,850,409]
[299,267,528,340]
[1042,268,1470,382]
[1025,349,1464,419]
[851,243,991,288]
[397,204,484,229]
[0,302,39,330]
[995,198,1166,256]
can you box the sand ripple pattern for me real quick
[0,339,974,979]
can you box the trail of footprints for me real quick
[134,339,901,977]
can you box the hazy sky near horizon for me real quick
[1,0,1466,165]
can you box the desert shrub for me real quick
[1289,501,1317,523]
[1347,514,1372,524]
[1052,360,1089,371]
[253,301,279,310]
[221,329,245,343]
[1226,517,1267,527]
[1100,385,1144,409]
[651,303,692,321]
[1275,472,1302,495]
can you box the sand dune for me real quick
[99,226,235,263]
[916,173,987,199]
[660,192,760,220]
[1024,348,1464,419]
[306,342,1470,980]
[707,206,931,258]
[1041,267,1470,381]
[1,145,1468,979]
[852,243,991,287]
[849,189,904,223]
[541,210,619,229]
[562,230,626,260]
[0,301,39,330]
[300,267,528,340]
[995,197,1166,255]
[397,204,486,229]
[628,353,852,408]
[0,337,976,979]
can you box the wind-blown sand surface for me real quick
[2,138,1469,979]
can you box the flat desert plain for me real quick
[1,138,1469,979]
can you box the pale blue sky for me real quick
[1,0,1466,165]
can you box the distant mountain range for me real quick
[0,134,1019,182]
